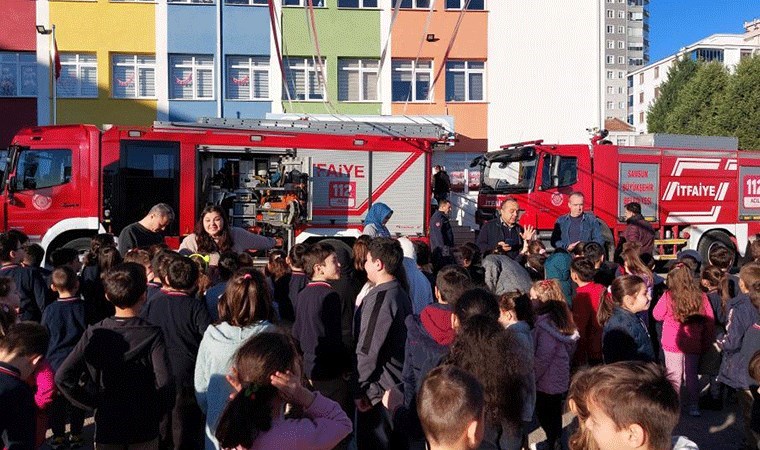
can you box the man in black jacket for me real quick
[476,198,534,259]
[429,199,455,270]
[432,165,451,203]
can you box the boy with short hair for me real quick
[0,322,49,450]
[355,237,413,448]
[570,257,606,366]
[292,243,352,414]
[56,262,173,449]
[41,266,87,448]
[417,365,485,450]
[0,233,48,322]
[568,361,697,450]
[141,256,211,449]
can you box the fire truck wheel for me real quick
[59,237,95,261]
[697,230,736,268]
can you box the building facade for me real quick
[628,20,760,133]
[603,0,648,122]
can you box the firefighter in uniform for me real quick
[429,199,455,270]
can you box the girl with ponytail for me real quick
[598,275,654,364]
[214,332,351,450]
[653,263,714,416]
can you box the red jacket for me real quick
[572,282,606,365]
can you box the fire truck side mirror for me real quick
[6,175,16,194]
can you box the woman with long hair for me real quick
[653,263,714,416]
[214,333,351,450]
[530,279,579,450]
[180,205,276,265]
[194,269,278,450]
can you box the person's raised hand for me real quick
[271,370,315,408]
[521,225,536,241]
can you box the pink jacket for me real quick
[653,291,714,354]
[246,393,352,450]
[30,358,56,410]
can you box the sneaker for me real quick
[68,434,84,449]
[48,435,68,449]
[688,406,701,417]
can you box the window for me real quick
[654,87,660,99]
[606,25,614,34]
[58,53,98,98]
[225,0,268,4]
[226,56,269,100]
[338,0,378,7]
[618,86,624,94]
[607,101,614,110]
[606,56,614,65]
[628,95,633,107]
[446,0,484,10]
[692,48,724,63]
[607,86,614,94]
[628,114,633,124]
[741,49,754,60]
[606,9,614,18]
[638,73,644,84]
[283,0,324,6]
[618,71,624,79]
[639,111,644,123]
[619,101,625,109]
[618,10,625,18]
[169,55,214,100]
[338,59,379,102]
[14,150,72,191]
[400,0,431,7]
[618,41,625,49]
[445,60,484,102]
[618,56,625,64]
[618,25,625,34]
[541,154,577,189]
[169,0,215,3]
[607,0,613,3]
[283,57,325,101]
[112,54,156,99]
[392,59,432,102]
[606,70,613,79]
[0,53,36,97]
[607,40,614,49]
[639,92,644,103]
[654,66,659,78]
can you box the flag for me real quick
[53,37,61,80]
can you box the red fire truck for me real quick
[472,132,758,261]
[1,117,452,258]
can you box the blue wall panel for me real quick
[223,6,270,56]
[223,101,272,119]
[168,101,217,122]
[167,5,216,54]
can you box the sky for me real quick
[649,1,760,62]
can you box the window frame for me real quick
[14,149,73,192]
[169,54,215,101]
[282,0,325,6]
[391,59,433,103]
[226,55,270,101]
[337,0,379,7]
[0,52,37,98]
[338,58,380,102]
[167,0,216,3]
[445,60,485,103]
[57,53,98,99]
[111,53,157,100]
[445,0,485,11]
[283,57,327,102]
[399,0,431,8]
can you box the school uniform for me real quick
[0,263,48,322]
[0,362,36,449]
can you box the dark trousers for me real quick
[535,391,565,446]
[50,395,86,437]
[160,385,203,450]
[356,403,403,450]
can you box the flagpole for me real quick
[51,24,56,125]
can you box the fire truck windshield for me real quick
[480,154,537,193]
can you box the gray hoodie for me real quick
[482,254,533,295]
[194,321,277,450]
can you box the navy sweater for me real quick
[0,264,48,322]
[292,282,351,380]
[0,362,36,449]
[141,289,211,386]
[41,296,88,371]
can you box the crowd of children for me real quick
[6,204,760,450]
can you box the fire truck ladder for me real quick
[154,117,454,142]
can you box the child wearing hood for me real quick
[363,203,393,238]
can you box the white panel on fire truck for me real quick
[633,134,738,151]
[371,151,426,236]
[739,166,760,221]
[619,163,659,222]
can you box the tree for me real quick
[665,61,729,136]
[718,55,760,149]
[646,56,699,133]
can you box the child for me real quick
[287,243,309,314]
[0,322,49,450]
[567,361,698,450]
[141,256,211,449]
[417,365,485,450]
[214,332,352,450]
[718,262,760,449]
[265,250,293,322]
[292,243,352,416]
[41,266,88,448]
[50,247,83,273]
[583,242,618,288]
[570,257,606,366]
[355,237,413,448]
[56,262,173,449]
[0,232,48,322]
[194,269,277,450]
[22,243,50,277]
[699,264,730,409]
[708,244,739,298]
[531,279,579,450]
[81,244,122,324]
[598,275,654,363]
[204,251,239,322]
[652,263,714,417]
[0,277,20,314]
[733,263,760,449]
[457,243,485,286]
